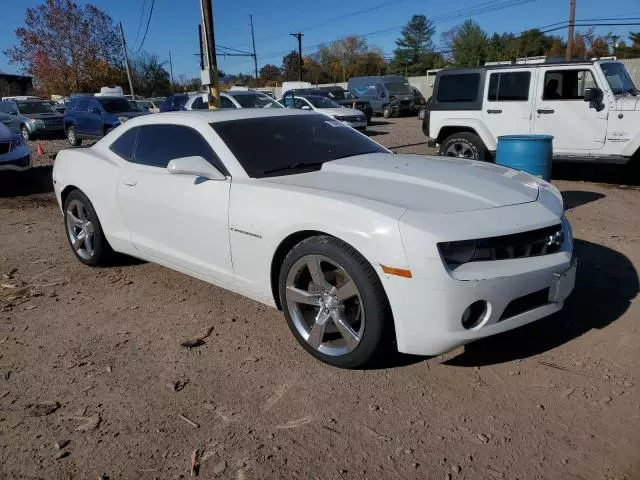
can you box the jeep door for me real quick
[481,69,534,138]
[533,66,607,154]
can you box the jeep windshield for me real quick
[385,82,412,95]
[601,62,637,95]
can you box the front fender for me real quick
[622,131,640,158]
[228,181,409,302]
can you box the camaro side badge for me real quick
[230,227,262,239]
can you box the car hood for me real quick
[264,153,540,214]
[315,107,366,118]
[22,112,64,120]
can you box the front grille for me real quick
[0,142,10,155]
[44,118,63,125]
[500,288,550,320]
[338,116,366,123]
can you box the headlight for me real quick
[438,240,477,265]
[10,134,24,151]
[27,118,44,125]
[117,116,129,124]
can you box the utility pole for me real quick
[118,22,135,98]
[290,32,303,81]
[198,24,205,70]
[565,0,576,61]
[200,0,220,108]
[168,50,174,88]
[250,15,259,84]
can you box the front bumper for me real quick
[385,200,574,356]
[382,250,574,356]
[0,145,31,171]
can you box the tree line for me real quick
[5,1,640,97]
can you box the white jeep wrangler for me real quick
[423,57,639,170]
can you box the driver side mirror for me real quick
[583,87,603,103]
[167,156,226,181]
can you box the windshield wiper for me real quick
[263,161,325,176]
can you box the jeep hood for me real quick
[264,153,540,214]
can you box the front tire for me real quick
[21,125,32,141]
[278,236,389,368]
[66,126,81,146]
[439,132,487,161]
[63,190,113,266]
[383,106,392,118]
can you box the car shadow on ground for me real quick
[561,190,605,209]
[386,141,432,150]
[0,166,54,197]
[444,239,638,367]
[553,162,639,186]
[365,130,389,137]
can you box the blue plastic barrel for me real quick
[496,135,553,181]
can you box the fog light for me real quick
[461,301,488,329]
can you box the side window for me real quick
[543,69,597,100]
[376,84,386,98]
[134,124,226,173]
[293,98,308,109]
[191,96,208,110]
[0,103,6,114]
[109,127,138,162]
[487,72,530,101]
[220,96,236,109]
[436,73,480,102]
[89,101,101,113]
[76,99,90,112]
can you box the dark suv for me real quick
[63,96,148,146]
[0,99,64,140]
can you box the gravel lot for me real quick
[0,117,638,479]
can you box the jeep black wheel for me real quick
[440,132,488,161]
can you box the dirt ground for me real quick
[0,117,638,479]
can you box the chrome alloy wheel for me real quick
[66,199,95,260]
[445,141,476,159]
[285,254,365,356]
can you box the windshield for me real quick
[601,62,637,95]
[211,114,387,178]
[229,92,283,108]
[306,96,341,108]
[385,82,412,95]
[17,102,56,114]
[99,98,134,113]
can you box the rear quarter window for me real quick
[436,73,481,102]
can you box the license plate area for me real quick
[548,259,577,303]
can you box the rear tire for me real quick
[66,126,81,146]
[439,132,488,161]
[63,190,113,266]
[278,235,390,369]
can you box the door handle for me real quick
[536,109,555,114]
[122,178,137,186]
[486,109,502,114]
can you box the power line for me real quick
[131,0,155,54]
[133,0,147,45]
[233,0,536,67]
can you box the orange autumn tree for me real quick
[4,0,124,97]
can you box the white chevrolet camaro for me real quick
[53,109,576,368]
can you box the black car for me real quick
[289,87,373,124]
